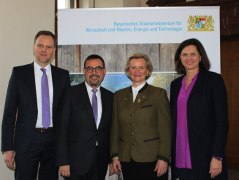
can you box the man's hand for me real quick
[154,160,168,177]
[3,151,15,170]
[108,163,115,176]
[59,165,70,177]
[112,158,122,175]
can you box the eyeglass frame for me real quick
[84,66,105,73]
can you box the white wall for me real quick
[0,0,54,179]
[0,0,148,179]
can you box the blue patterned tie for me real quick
[92,89,98,123]
[41,68,50,128]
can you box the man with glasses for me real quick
[56,54,114,180]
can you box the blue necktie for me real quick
[41,68,50,128]
[92,89,98,123]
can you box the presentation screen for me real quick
[58,7,220,93]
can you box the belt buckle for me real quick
[36,127,52,133]
[38,128,47,133]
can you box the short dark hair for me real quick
[34,30,56,47]
[174,38,211,74]
[84,54,105,68]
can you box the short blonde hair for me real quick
[124,52,153,80]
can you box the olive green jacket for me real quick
[110,83,171,163]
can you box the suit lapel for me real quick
[122,87,134,112]
[133,83,148,112]
[51,65,60,127]
[173,76,183,102]
[28,63,38,111]
[51,65,57,110]
[188,71,202,102]
[82,83,97,128]
[173,73,202,105]
[99,87,113,129]
[24,63,38,126]
[99,88,106,129]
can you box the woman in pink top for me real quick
[170,38,228,180]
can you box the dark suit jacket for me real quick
[110,83,171,163]
[1,63,70,153]
[56,82,113,175]
[170,71,228,180]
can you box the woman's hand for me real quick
[112,158,122,175]
[154,160,168,177]
[209,157,222,178]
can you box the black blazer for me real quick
[56,82,113,175]
[1,63,70,153]
[170,71,228,180]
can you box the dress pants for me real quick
[177,168,193,180]
[65,147,108,180]
[121,159,168,180]
[14,129,58,180]
[176,167,228,180]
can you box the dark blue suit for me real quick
[1,62,70,180]
[56,82,113,180]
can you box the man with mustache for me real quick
[56,54,114,180]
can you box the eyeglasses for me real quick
[84,66,104,73]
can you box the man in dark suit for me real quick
[56,54,114,180]
[1,30,70,180]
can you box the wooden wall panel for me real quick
[58,45,80,72]
[159,43,178,71]
[126,44,160,70]
[58,44,177,73]
[221,36,239,169]
[81,44,127,72]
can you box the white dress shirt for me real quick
[131,82,146,102]
[85,82,102,129]
[34,62,53,128]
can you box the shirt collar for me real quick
[131,81,146,92]
[85,81,100,92]
[34,61,51,72]
[182,72,199,85]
